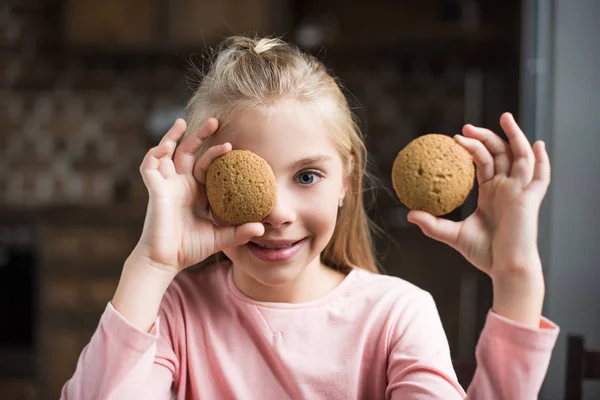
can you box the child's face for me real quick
[215,99,348,288]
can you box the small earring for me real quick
[338,198,344,208]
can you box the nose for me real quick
[262,186,297,228]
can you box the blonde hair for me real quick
[184,36,379,274]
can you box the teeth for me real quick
[254,243,295,249]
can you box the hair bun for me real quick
[253,38,281,54]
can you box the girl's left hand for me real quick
[407,112,551,327]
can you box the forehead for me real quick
[214,100,341,166]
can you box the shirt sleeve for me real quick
[59,299,180,400]
[386,292,560,400]
[465,310,559,400]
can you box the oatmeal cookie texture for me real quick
[392,134,475,216]
[206,150,276,225]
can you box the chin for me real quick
[226,240,320,286]
[244,258,308,287]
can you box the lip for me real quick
[250,239,303,246]
[246,238,307,263]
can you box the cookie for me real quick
[391,134,475,216]
[206,150,276,225]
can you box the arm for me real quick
[466,311,558,400]
[404,113,558,399]
[386,293,559,400]
[60,257,180,400]
[60,118,262,399]
[60,303,176,400]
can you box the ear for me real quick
[341,174,350,201]
[340,155,354,200]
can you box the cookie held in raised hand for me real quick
[391,134,475,216]
[206,150,276,225]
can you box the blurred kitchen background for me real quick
[0,0,598,399]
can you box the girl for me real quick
[62,36,558,399]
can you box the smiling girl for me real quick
[61,36,558,400]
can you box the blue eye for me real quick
[296,171,322,185]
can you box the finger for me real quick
[407,211,461,248]
[193,142,233,185]
[140,146,160,174]
[174,118,219,175]
[462,124,513,175]
[500,112,535,183]
[209,208,232,228]
[159,119,188,157]
[454,135,494,184]
[158,157,178,179]
[139,141,175,184]
[141,138,177,173]
[139,149,162,188]
[527,140,551,195]
[139,119,186,182]
[213,222,265,251]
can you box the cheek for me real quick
[297,185,340,234]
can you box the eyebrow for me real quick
[289,155,333,170]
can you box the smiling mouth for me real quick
[248,239,304,250]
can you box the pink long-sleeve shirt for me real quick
[61,262,559,399]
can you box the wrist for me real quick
[127,244,180,276]
[491,270,545,328]
[120,253,179,300]
[111,253,178,332]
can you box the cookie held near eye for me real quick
[391,134,475,216]
[206,150,276,225]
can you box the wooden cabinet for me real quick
[64,0,285,50]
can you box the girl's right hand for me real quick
[133,118,265,274]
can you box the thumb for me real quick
[407,211,460,248]
[213,222,265,251]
